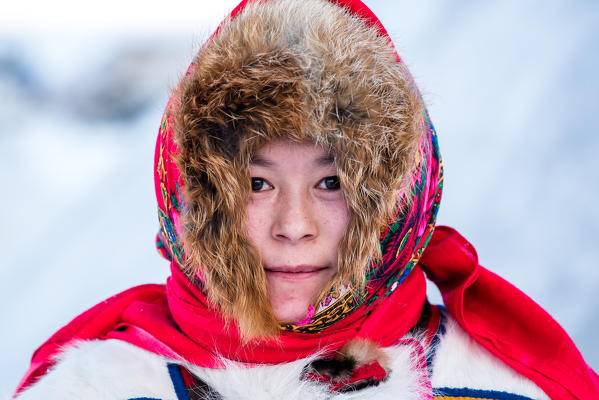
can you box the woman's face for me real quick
[245,139,350,323]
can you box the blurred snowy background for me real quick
[1,0,598,396]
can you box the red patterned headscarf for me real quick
[150,23,440,360]
[154,0,442,336]
[154,97,441,336]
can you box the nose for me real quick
[272,191,318,243]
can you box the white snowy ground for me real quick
[1,1,598,397]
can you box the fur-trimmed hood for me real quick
[155,0,441,339]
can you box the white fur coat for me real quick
[15,315,549,400]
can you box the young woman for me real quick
[14,0,598,399]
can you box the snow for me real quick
[1,1,598,396]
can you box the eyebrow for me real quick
[249,155,275,167]
[250,154,335,167]
[316,154,335,166]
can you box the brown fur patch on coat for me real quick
[173,0,425,340]
[305,338,391,381]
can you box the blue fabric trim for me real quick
[434,386,534,399]
[425,304,447,376]
[167,363,190,400]
[128,398,164,400]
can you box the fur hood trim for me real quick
[160,0,428,338]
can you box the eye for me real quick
[251,177,273,192]
[318,176,341,190]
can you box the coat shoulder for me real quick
[429,310,550,399]
[15,339,178,400]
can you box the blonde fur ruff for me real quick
[172,0,424,338]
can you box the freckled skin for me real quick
[245,140,349,323]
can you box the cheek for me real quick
[244,201,269,245]
[320,199,350,247]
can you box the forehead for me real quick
[250,139,334,167]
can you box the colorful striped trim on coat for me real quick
[167,363,223,400]
[424,304,447,377]
[433,387,534,400]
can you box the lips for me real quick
[264,265,328,279]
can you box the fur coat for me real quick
[17,312,549,400]
[16,308,551,400]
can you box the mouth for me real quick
[264,265,329,280]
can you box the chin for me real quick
[272,300,313,324]
[266,282,324,324]
[265,268,334,323]
[268,285,319,323]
